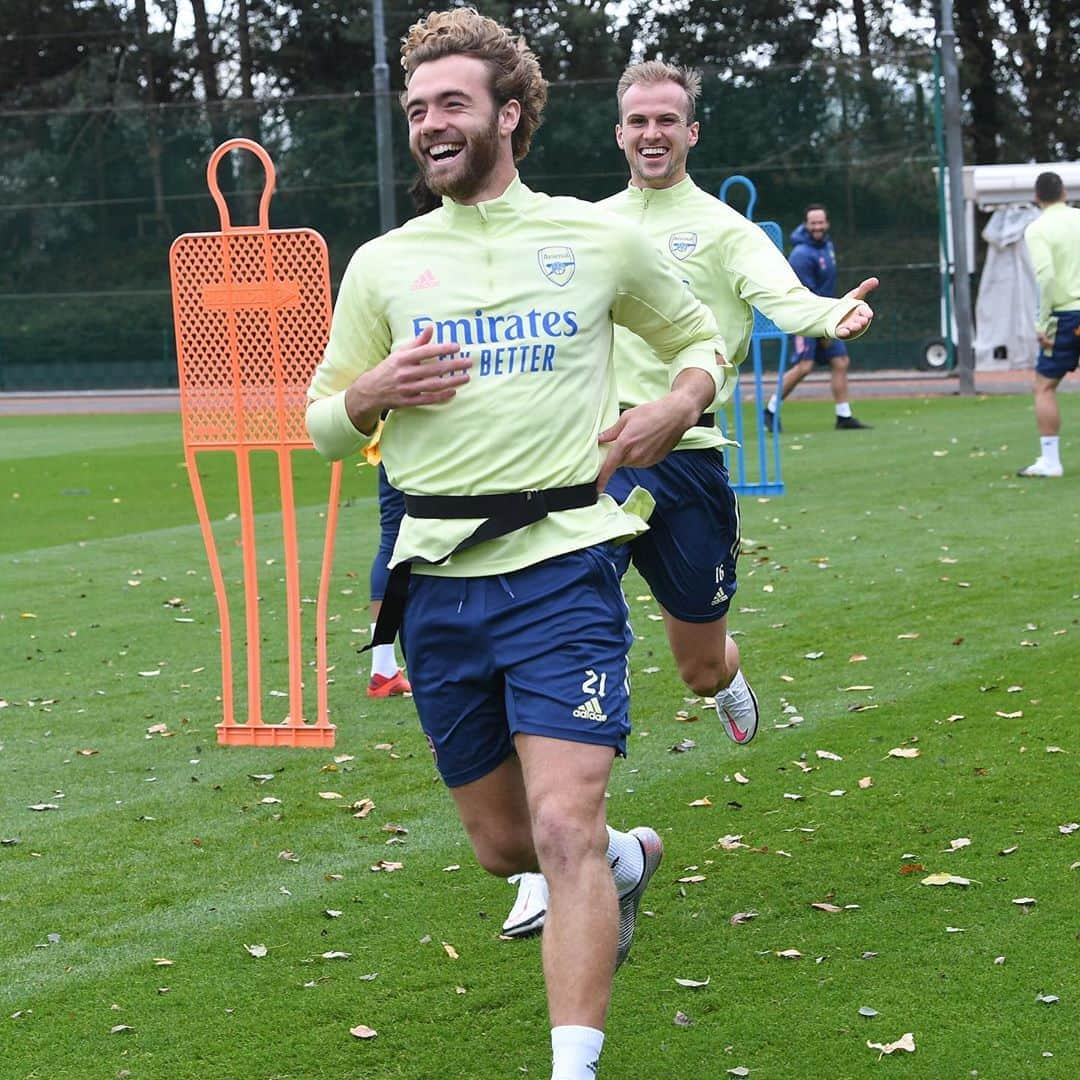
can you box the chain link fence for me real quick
[0,56,943,390]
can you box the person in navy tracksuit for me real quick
[764,204,872,431]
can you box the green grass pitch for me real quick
[2,395,1077,1078]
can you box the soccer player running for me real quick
[306,13,732,1080]
[503,60,876,938]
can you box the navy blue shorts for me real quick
[792,335,847,365]
[369,464,405,602]
[606,449,740,622]
[1036,310,1080,379]
[399,544,632,788]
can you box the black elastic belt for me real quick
[619,408,713,429]
[365,483,598,651]
[404,483,598,520]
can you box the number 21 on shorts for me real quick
[581,668,607,697]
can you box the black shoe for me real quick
[763,406,781,433]
[835,415,872,430]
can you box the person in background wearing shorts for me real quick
[764,203,872,431]
[1017,171,1080,478]
[306,11,732,1078]
[364,426,411,696]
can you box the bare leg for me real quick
[661,609,738,695]
[516,735,617,1031]
[829,351,851,403]
[1033,373,1062,436]
[448,754,537,877]
[780,357,814,401]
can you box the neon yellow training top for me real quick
[600,177,866,451]
[1025,201,1080,336]
[306,175,724,577]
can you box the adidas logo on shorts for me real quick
[572,697,608,723]
[711,587,728,607]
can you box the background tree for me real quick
[1,0,1075,390]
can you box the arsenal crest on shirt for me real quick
[668,232,698,260]
[537,245,576,286]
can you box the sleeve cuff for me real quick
[305,390,373,461]
[670,336,735,411]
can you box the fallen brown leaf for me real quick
[921,872,972,886]
[729,910,759,925]
[867,1032,915,1057]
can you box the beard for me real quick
[413,114,501,202]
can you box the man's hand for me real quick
[344,325,471,432]
[596,368,715,491]
[834,276,879,339]
[595,398,692,491]
[1037,331,1052,351]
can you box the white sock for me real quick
[1040,436,1060,467]
[605,827,644,896]
[551,1025,604,1080]
[835,402,852,418]
[767,394,778,413]
[369,623,399,679]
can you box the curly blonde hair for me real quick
[401,8,548,161]
[617,61,702,124]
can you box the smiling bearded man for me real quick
[305,12,737,1079]
[410,94,501,202]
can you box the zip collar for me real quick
[440,173,532,229]
[620,175,699,211]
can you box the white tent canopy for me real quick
[963,162,1080,209]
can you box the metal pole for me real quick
[372,0,396,232]
[931,50,954,369]
[940,0,975,393]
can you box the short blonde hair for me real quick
[401,8,548,162]
[617,60,702,124]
